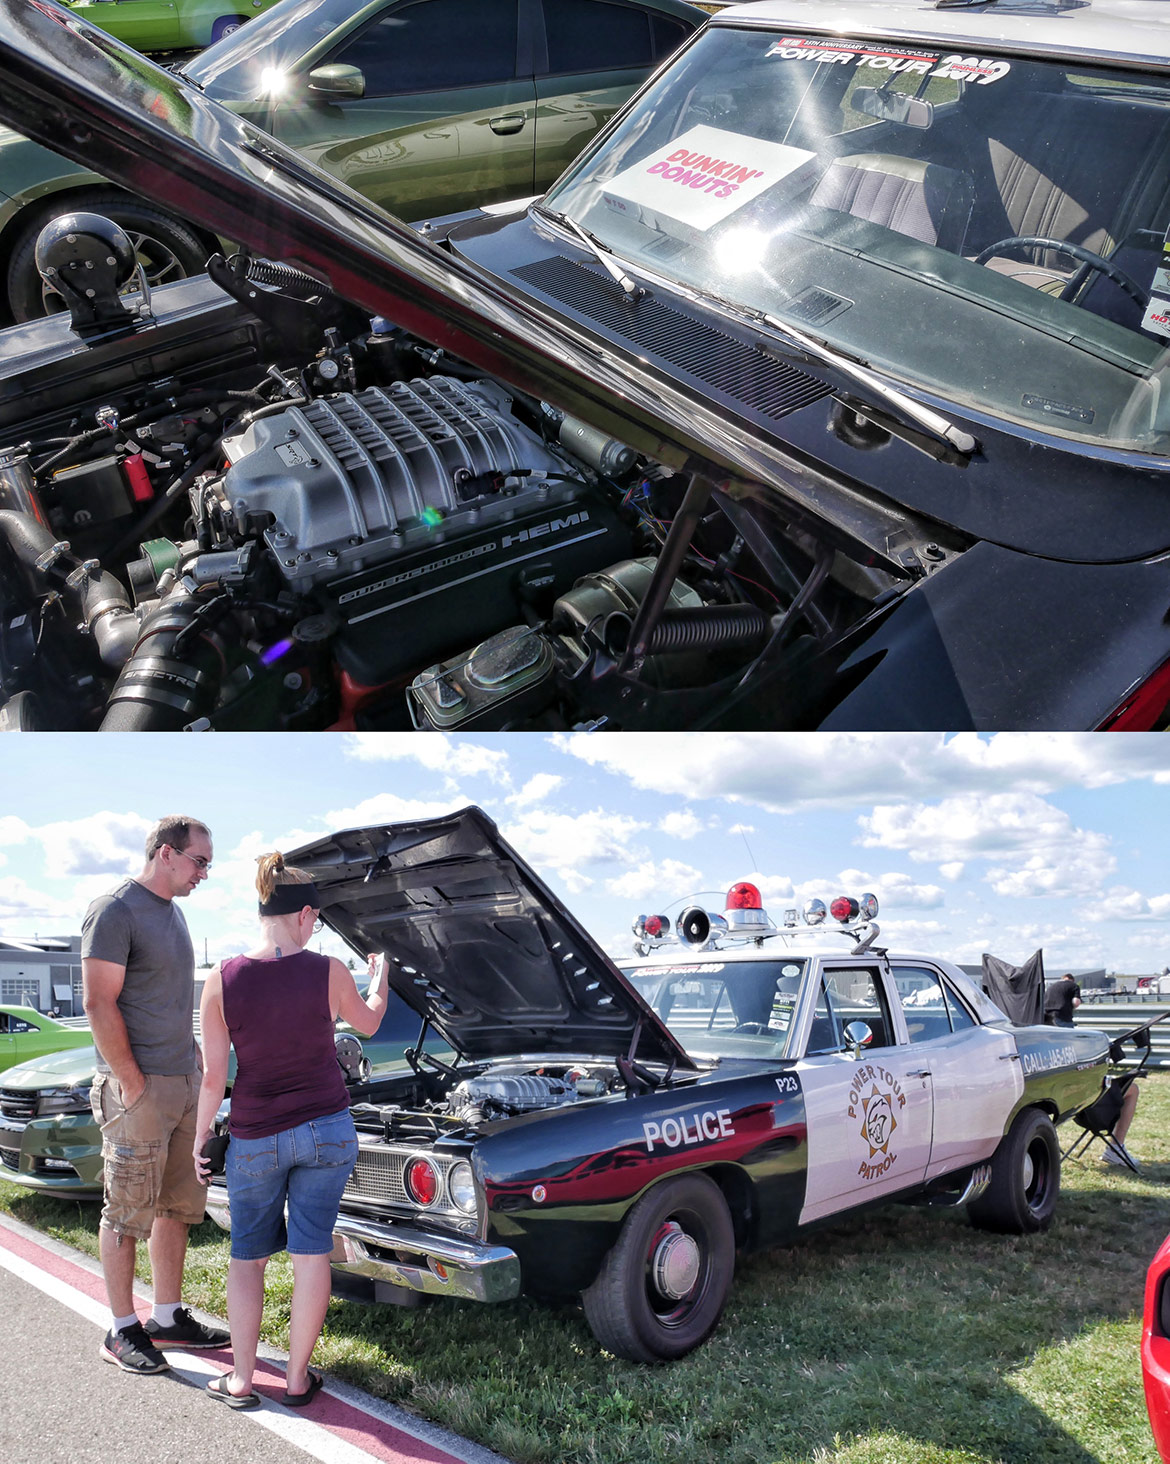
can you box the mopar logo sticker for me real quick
[643,1107,734,1153]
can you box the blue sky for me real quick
[3,732,1170,974]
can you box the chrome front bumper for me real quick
[330,1213,521,1303]
[203,1185,520,1304]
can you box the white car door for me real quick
[798,961,934,1226]
[890,963,1023,1181]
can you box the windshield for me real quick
[544,25,1170,453]
[624,959,806,1059]
[182,0,359,101]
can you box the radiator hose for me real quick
[100,594,228,731]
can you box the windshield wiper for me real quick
[539,207,644,303]
[762,313,978,464]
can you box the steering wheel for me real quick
[973,235,1150,308]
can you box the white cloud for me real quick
[836,868,945,910]
[0,878,75,924]
[501,808,650,895]
[727,823,756,835]
[555,731,1170,812]
[36,812,150,878]
[1088,887,1170,922]
[605,858,703,900]
[344,733,509,782]
[860,792,1115,899]
[658,810,704,840]
[0,816,32,846]
[939,862,965,882]
[507,773,564,808]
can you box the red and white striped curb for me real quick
[0,1210,508,1464]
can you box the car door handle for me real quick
[907,1069,932,1079]
[489,114,527,135]
[999,1053,1021,1061]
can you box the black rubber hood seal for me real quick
[288,807,696,1069]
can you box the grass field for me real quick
[3,1075,1167,1464]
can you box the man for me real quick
[1044,972,1082,1028]
[82,815,229,1375]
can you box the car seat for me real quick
[808,153,974,252]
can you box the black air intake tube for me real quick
[99,595,227,731]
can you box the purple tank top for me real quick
[220,949,348,1139]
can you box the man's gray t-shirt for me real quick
[81,878,199,1076]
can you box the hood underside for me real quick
[289,808,695,1069]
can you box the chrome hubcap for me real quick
[1022,1151,1035,1193]
[650,1222,701,1300]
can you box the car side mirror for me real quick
[844,1020,873,1059]
[852,86,933,129]
[306,64,366,100]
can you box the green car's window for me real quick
[543,0,653,76]
[332,0,519,95]
[183,0,352,101]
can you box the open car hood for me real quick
[0,0,939,577]
[288,808,696,1069]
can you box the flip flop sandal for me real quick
[283,1371,324,1407]
[206,1374,260,1410]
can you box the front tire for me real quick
[210,15,247,43]
[582,1173,735,1363]
[968,1108,1060,1234]
[5,192,210,322]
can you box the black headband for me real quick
[258,882,321,917]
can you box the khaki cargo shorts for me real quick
[91,1072,206,1239]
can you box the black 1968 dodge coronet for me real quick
[204,808,1109,1362]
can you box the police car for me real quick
[204,807,1108,1362]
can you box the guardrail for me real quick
[1073,1003,1170,1068]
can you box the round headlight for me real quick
[449,1160,477,1214]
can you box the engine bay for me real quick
[353,1059,623,1143]
[0,241,911,731]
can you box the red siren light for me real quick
[725,882,763,911]
[830,895,860,923]
[644,915,666,938]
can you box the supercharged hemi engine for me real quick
[0,221,902,731]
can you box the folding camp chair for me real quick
[1062,1013,1167,1172]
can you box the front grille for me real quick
[0,1090,37,1121]
[0,1148,19,1170]
[511,256,833,422]
[345,1148,410,1206]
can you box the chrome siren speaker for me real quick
[676,908,728,947]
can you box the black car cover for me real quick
[981,949,1045,1026]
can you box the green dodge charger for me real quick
[61,0,279,52]
[0,0,703,320]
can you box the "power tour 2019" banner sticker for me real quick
[765,36,1012,86]
[602,124,818,232]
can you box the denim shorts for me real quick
[226,1108,358,1260]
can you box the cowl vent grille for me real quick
[511,257,832,422]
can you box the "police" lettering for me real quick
[643,1108,734,1153]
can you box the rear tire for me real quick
[582,1173,734,1362]
[968,1108,1060,1234]
[5,191,210,322]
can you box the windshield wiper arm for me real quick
[763,313,978,464]
[541,208,644,302]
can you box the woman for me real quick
[193,851,388,1409]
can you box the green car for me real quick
[0,1045,101,1196]
[0,1006,93,1074]
[0,0,703,320]
[61,0,280,52]
[0,996,446,1199]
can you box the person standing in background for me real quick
[83,814,229,1376]
[193,851,390,1410]
[1044,972,1082,1028]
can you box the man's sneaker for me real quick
[1103,1141,1140,1171]
[143,1306,230,1349]
[100,1322,170,1375]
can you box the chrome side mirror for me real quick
[844,1020,873,1059]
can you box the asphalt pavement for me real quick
[0,1210,510,1464]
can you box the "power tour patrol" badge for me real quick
[848,1064,907,1180]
